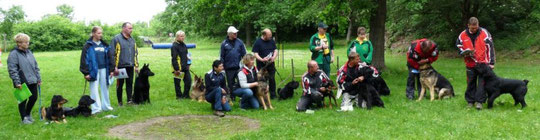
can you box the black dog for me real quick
[41,95,68,123]
[321,81,338,108]
[277,80,300,100]
[476,63,529,109]
[356,66,385,110]
[372,76,390,96]
[133,64,155,104]
[65,95,95,117]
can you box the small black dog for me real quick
[372,76,391,96]
[356,66,385,110]
[277,80,300,100]
[476,63,529,109]
[65,95,95,117]
[41,95,68,123]
[133,64,155,104]
[321,81,338,108]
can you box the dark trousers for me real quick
[225,68,239,100]
[117,66,134,103]
[18,83,38,120]
[174,70,192,99]
[296,92,323,111]
[205,88,231,111]
[465,67,487,103]
[406,66,421,99]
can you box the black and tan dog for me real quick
[64,95,95,117]
[277,80,300,100]
[190,71,206,102]
[133,64,155,104]
[256,64,274,110]
[41,95,68,123]
[321,81,338,108]
[417,64,455,101]
[475,63,529,109]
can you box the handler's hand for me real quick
[135,67,140,74]
[85,75,91,80]
[16,84,22,89]
[489,65,495,69]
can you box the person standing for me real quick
[110,22,139,106]
[8,33,41,124]
[252,28,278,99]
[171,30,192,100]
[220,26,246,101]
[405,39,439,100]
[80,26,114,114]
[309,22,334,76]
[456,17,495,110]
[347,27,373,65]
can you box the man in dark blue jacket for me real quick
[220,26,246,101]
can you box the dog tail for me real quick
[524,80,529,85]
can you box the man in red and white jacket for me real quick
[456,17,495,110]
[406,39,438,100]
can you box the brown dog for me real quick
[256,65,274,110]
[190,71,206,102]
[321,81,338,108]
[418,64,454,101]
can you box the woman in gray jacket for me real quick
[7,33,41,124]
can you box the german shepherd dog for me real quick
[133,64,155,104]
[277,80,300,100]
[256,63,274,110]
[321,81,338,108]
[64,95,95,117]
[190,71,206,102]
[417,64,455,101]
[475,63,529,109]
[41,95,68,123]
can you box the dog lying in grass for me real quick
[417,64,455,101]
[64,95,95,117]
[475,63,529,109]
[41,95,68,123]
[190,72,206,102]
[277,80,299,100]
[133,64,155,104]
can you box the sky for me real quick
[0,0,167,25]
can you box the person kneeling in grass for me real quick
[205,60,231,117]
[296,60,330,112]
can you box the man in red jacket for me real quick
[456,17,495,110]
[406,39,438,100]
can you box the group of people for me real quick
[6,16,497,123]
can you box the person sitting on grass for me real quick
[205,60,231,117]
[232,54,261,109]
[296,60,331,112]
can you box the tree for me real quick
[369,0,386,70]
[0,5,25,37]
[56,4,74,20]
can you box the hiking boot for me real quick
[214,111,225,117]
[475,103,483,110]
[467,103,474,108]
[22,117,33,124]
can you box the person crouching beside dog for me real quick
[337,52,384,111]
[7,33,41,124]
[205,60,232,117]
[80,26,114,115]
[232,54,260,109]
[171,30,192,100]
[296,61,331,112]
[406,39,438,100]
[456,17,495,110]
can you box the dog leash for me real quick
[38,85,43,121]
[83,80,88,95]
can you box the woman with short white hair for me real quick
[7,33,41,124]
[171,30,192,99]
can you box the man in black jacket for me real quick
[296,60,330,112]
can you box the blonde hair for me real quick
[242,53,255,65]
[13,33,30,43]
[176,30,185,38]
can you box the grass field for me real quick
[0,40,539,139]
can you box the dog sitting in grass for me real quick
[277,80,300,100]
[475,63,529,109]
[133,64,155,104]
[190,71,206,102]
[64,95,95,117]
[417,64,455,101]
[256,64,274,110]
[321,81,338,108]
[41,95,68,123]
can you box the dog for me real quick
[41,95,68,123]
[255,63,274,110]
[475,63,529,109]
[417,64,455,101]
[277,80,300,100]
[133,64,155,104]
[321,81,338,108]
[372,76,390,96]
[355,66,385,109]
[190,71,206,102]
[64,95,95,117]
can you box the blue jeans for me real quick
[233,88,259,109]
[205,88,231,111]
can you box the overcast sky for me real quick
[0,0,167,25]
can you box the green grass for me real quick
[0,41,539,139]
